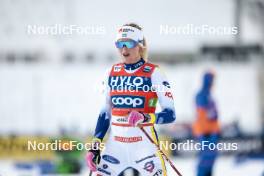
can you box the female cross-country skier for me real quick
[86,23,176,176]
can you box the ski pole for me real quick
[139,126,183,176]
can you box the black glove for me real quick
[89,148,101,165]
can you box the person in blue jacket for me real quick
[192,71,220,176]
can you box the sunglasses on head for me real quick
[115,40,138,49]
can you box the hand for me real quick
[128,111,145,127]
[85,149,101,172]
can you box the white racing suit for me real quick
[93,59,176,176]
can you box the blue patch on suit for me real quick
[102,155,120,164]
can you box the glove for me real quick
[128,111,148,127]
[86,149,101,172]
[85,140,101,172]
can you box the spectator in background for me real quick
[192,71,220,176]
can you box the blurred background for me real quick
[0,0,263,175]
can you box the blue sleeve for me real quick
[93,69,112,140]
[155,108,176,124]
[94,111,111,140]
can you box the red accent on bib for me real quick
[114,136,143,143]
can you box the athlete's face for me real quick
[117,39,142,64]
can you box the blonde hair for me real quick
[123,23,148,61]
